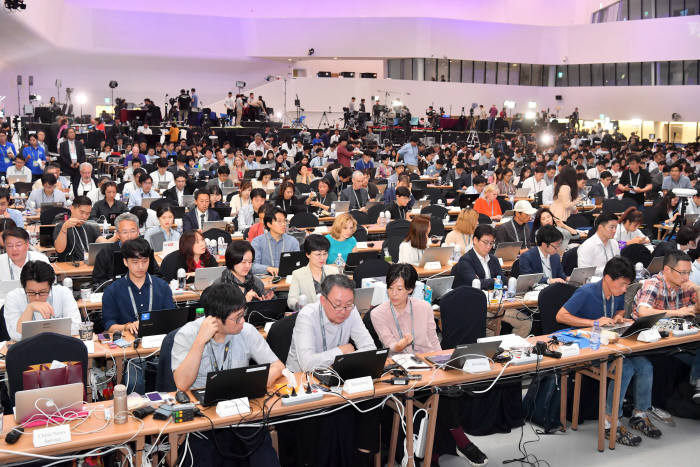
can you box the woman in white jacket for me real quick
[287,234,339,310]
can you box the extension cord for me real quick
[414,412,428,459]
[509,354,542,366]
[672,328,699,337]
[281,389,325,407]
[343,376,374,395]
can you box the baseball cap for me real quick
[513,200,537,216]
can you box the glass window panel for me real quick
[388,59,401,79]
[449,60,461,82]
[607,2,621,21]
[616,63,629,85]
[629,62,642,85]
[687,0,699,15]
[579,64,591,86]
[425,58,437,81]
[473,61,485,84]
[496,63,508,84]
[437,59,449,82]
[642,0,653,17]
[630,0,643,18]
[603,63,616,86]
[670,0,686,15]
[592,64,604,86]
[684,60,698,85]
[656,0,670,17]
[642,62,653,85]
[591,11,600,23]
[670,60,683,84]
[555,65,567,86]
[619,0,630,19]
[509,63,520,85]
[461,60,474,83]
[531,65,543,86]
[485,61,497,84]
[568,65,579,87]
[657,61,669,85]
[519,64,531,85]
[400,59,412,80]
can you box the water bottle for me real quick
[177,268,187,290]
[423,285,432,304]
[471,278,481,289]
[635,262,644,282]
[590,320,601,350]
[507,276,518,298]
[10,184,16,198]
[334,253,345,271]
[444,214,449,225]
[491,275,503,305]
[217,238,226,256]
[384,211,391,224]
[0,176,6,188]
[195,307,205,319]
[102,220,109,237]
[330,202,336,216]
[295,294,308,313]
[384,248,392,263]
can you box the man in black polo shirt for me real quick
[617,155,652,206]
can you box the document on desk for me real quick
[392,353,431,371]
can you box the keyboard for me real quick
[140,334,166,349]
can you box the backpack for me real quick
[522,372,563,433]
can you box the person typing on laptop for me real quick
[91,213,144,287]
[495,200,536,250]
[577,212,621,276]
[127,173,159,209]
[182,188,221,232]
[28,173,67,208]
[556,257,660,446]
[4,260,81,342]
[237,188,267,232]
[518,225,567,284]
[250,207,300,276]
[340,170,370,212]
[53,196,112,263]
[0,227,50,280]
[171,283,283,466]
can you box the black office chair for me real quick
[561,246,579,276]
[602,198,628,214]
[429,216,445,237]
[289,212,319,228]
[5,333,89,405]
[410,188,425,201]
[651,240,675,258]
[621,243,653,268]
[496,196,512,213]
[367,203,384,224]
[349,209,370,226]
[309,179,321,192]
[536,283,577,335]
[149,198,173,213]
[155,327,181,392]
[353,258,390,289]
[13,182,32,196]
[421,205,448,219]
[266,313,299,364]
[411,180,428,190]
[385,219,410,239]
[565,214,592,229]
[477,213,492,224]
[295,183,311,194]
[353,226,368,242]
[439,286,487,349]
[0,306,11,342]
[202,228,229,244]
[362,308,383,349]
[383,236,404,263]
[426,187,446,205]
[510,258,520,279]
[40,206,70,225]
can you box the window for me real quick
[657,61,669,85]
[413,59,423,81]
[642,0,654,17]
[579,64,591,86]
[592,64,603,86]
[684,60,698,85]
[656,0,670,17]
[401,59,413,80]
[687,0,699,14]
[495,63,507,84]
[449,60,461,82]
[619,0,630,20]
[509,63,520,85]
[387,59,401,79]
[519,64,531,85]
[642,61,653,85]
[603,63,616,85]
[629,62,642,85]
[555,65,567,86]
[473,61,485,84]
[630,0,642,19]
[485,61,498,84]
[670,0,686,16]
[616,62,629,85]
[437,59,449,82]
[531,64,543,86]
[425,58,437,81]
[568,64,580,86]
[461,60,474,83]
[669,60,683,84]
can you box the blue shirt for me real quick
[102,273,174,330]
[127,188,159,208]
[354,159,374,170]
[562,280,625,322]
[4,208,24,228]
[21,145,46,175]
[0,142,18,172]
[325,234,357,264]
[124,153,147,167]
[398,143,418,166]
[250,231,300,275]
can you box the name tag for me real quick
[162,241,177,255]
[33,424,71,447]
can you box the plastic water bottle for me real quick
[384,211,391,223]
[491,275,503,305]
[471,278,481,289]
[377,211,384,225]
[334,253,345,272]
[330,202,336,216]
[217,238,226,256]
[590,320,601,350]
[444,214,449,225]
[507,276,518,298]
[177,268,187,290]
[635,262,644,281]
[9,184,16,198]
[295,294,307,313]
[102,220,109,237]
[0,176,6,188]
[195,307,205,319]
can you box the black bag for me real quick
[522,372,563,433]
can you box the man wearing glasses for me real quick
[91,212,144,287]
[0,227,50,280]
[519,225,567,284]
[4,260,81,342]
[634,250,700,403]
[172,282,283,466]
[250,207,299,276]
[577,212,621,276]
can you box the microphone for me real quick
[62,277,73,289]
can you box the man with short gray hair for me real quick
[91,212,143,286]
[340,171,369,211]
[74,161,97,198]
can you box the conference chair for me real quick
[202,228,229,244]
[385,219,410,239]
[624,282,643,319]
[510,258,520,279]
[149,198,173,213]
[477,213,492,224]
[40,206,70,225]
[13,182,32,196]
[411,179,428,190]
[383,236,404,263]
[439,285,487,349]
[362,308,383,349]
[353,258,389,289]
[410,188,424,201]
[352,226,368,242]
[349,209,371,226]
[497,196,512,213]
[565,213,592,229]
[426,187,447,205]
[266,313,299,364]
[536,282,577,335]
[620,243,653,268]
[561,246,579,276]
[366,203,383,224]
[295,183,311,194]
[289,212,319,228]
[421,205,448,219]
[428,216,446,238]
[0,306,11,342]
[155,327,181,392]
[602,198,633,214]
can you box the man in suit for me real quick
[588,171,616,201]
[182,187,221,232]
[206,165,234,191]
[340,170,369,211]
[447,162,471,190]
[163,170,193,207]
[58,128,86,180]
[452,224,531,337]
[519,225,567,284]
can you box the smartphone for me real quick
[98,333,111,342]
[146,392,163,402]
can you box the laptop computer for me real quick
[647,256,663,275]
[333,348,389,381]
[425,276,454,303]
[203,220,227,232]
[515,188,531,198]
[193,364,270,407]
[193,266,226,290]
[418,246,453,268]
[458,193,480,209]
[14,382,84,424]
[277,251,309,277]
[39,225,54,247]
[354,287,374,314]
[7,174,30,184]
[138,307,192,349]
[413,200,431,210]
[181,195,195,208]
[344,251,381,273]
[246,298,287,327]
[171,206,186,219]
[213,206,232,219]
[222,187,237,197]
[157,181,170,191]
[603,312,666,338]
[568,266,597,286]
[40,202,65,210]
[87,243,113,266]
[333,201,350,213]
[141,197,158,209]
[494,242,521,261]
[426,340,503,369]
[21,317,73,340]
[515,273,544,295]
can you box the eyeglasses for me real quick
[323,296,354,312]
[226,311,246,324]
[310,251,328,259]
[5,241,27,250]
[479,239,495,247]
[547,242,562,250]
[25,290,50,298]
[273,218,288,224]
[669,266,691,277]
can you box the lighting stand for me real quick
[281,76,291,127]
[16,81,21,116]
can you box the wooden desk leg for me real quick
[571,372,582,431]
[421,394,440,466]
[116,355,124,385]
[560,370,568,431]
[168,433,180,466]
[135,436,144,467]
[406,393,415,467]
[597,360,608,452]
[608,357,623,450]
[388,402,401,467]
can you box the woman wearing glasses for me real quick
[4,260,82,342]
[287,234,339,310]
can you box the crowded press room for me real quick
[1,0,700,466]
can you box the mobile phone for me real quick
[146,392,163,402]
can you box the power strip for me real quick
[672,328,699,337]
[559,343,580,358]
[509,354,542,366]
[414,412,428,458]
[281,389,325,407]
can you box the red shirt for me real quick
[337,145,353,167]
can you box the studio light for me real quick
[391,99,402,108]
[527,101,537,109]
[76,93,87,105]
[275,111,282,119]
[307,48,315,56]
[29,94,41,102]
[108,80,118,89]
[539,133,554,145]
[503,100,516,109]
[4,0,27,11]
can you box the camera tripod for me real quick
[318,107,331,128]
[664,196,688,241]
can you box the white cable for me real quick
[146,418,173,457]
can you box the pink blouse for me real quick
[370,298,441,355]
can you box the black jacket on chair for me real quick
[451,248,503,290]
[588,182,616,200]
[58,139,86,178]
[162,185,194,206]
[182,208,221,232]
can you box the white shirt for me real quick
[538,248,552,280]
[76,178,97,197]
[4,284,82,342]
[68,140,77,161]
[686,200,700,215]
[195,208,208,229]
[521,176,547,196]
[137,126,153,135]
[475,250,492,280]
[0,250,50,281]
[224,97,235,110]
[542,184,555,205]
[614,224,645,243]
[122,181,139,196]
[248,141,266,153]
[586,167,601,179]
[150,170,175,190]
[577,233,621,276]
[6,166,32,181]
[398,241,424,265]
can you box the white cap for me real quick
[513,200,537,215]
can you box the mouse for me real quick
[5,427,23,444]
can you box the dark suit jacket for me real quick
[588,182,615,200]
[495,219,532,249]
[340,186,370,210]
[58,139,86,178]
[206,178,235,190]
[163,186,193,205]
[72,175,99,198]
[518,247,566,282]
[451,248,503,290]
[448,170,470,190]
[182,208,221,232]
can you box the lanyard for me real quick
[511,220,521,244]
[629,171,640,188]
[462,234,472,250]
[209,341,230,372]
[662,277,681,310]
[540,252,552,278]
[266,233,285,268]
[390,300,415,352]
[600,283,613,319]
[353,189,363,208]
[72,226,88,254]
[318,303,340,352]
[127,273,153,321]
[601,239,613,262]
[8,254,26,280]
